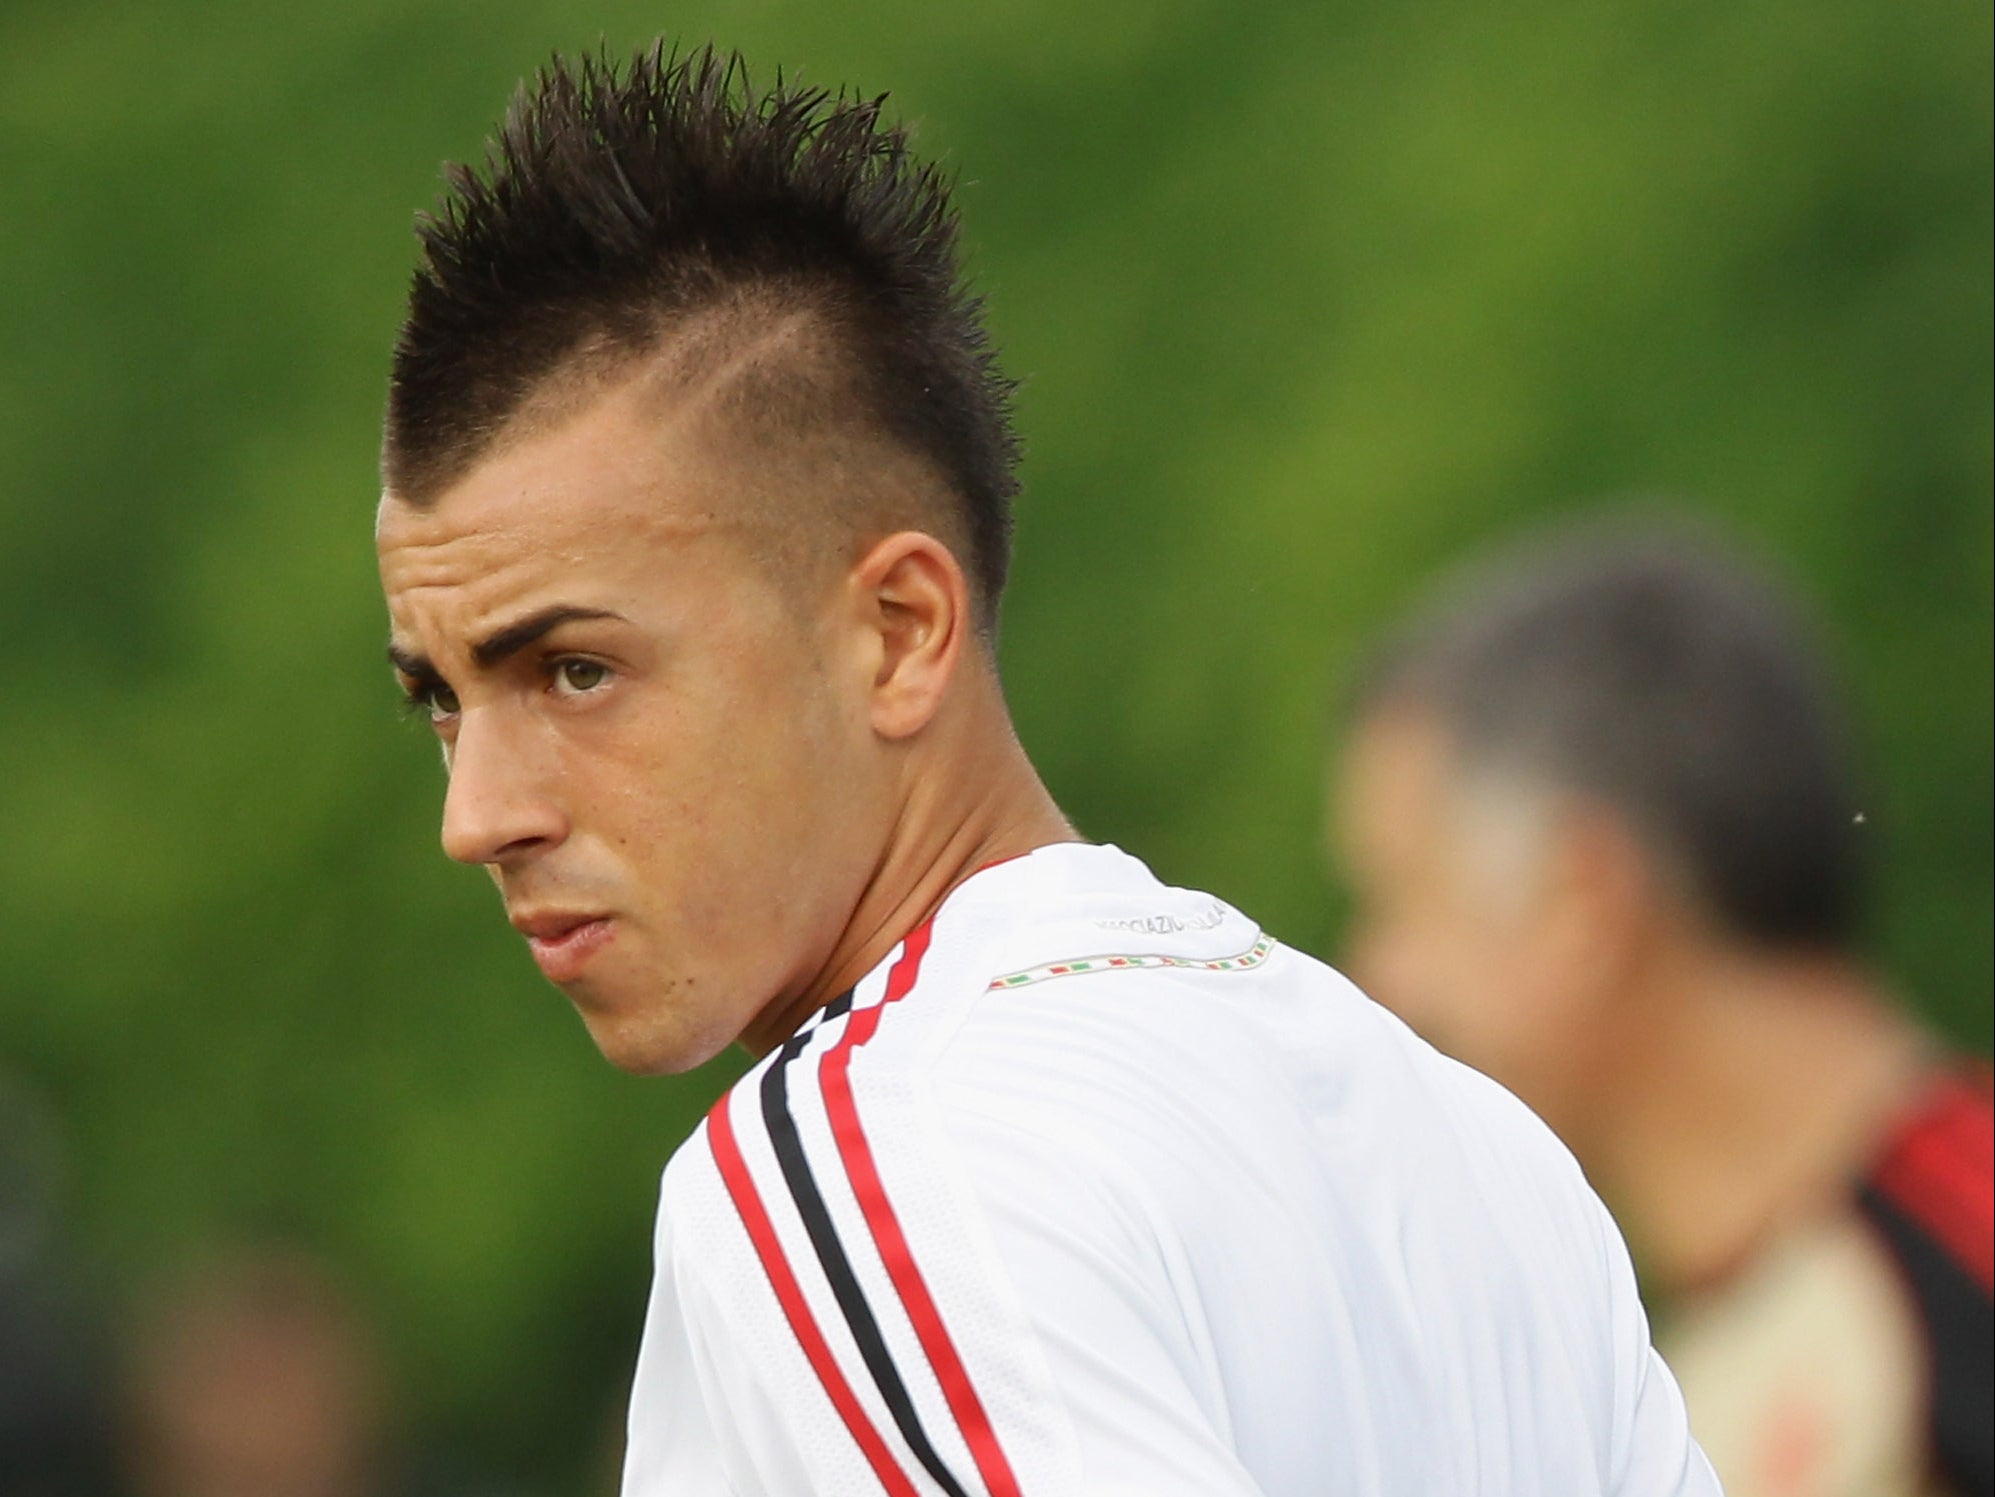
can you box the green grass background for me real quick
[1,0,1987,1485]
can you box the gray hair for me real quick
[1355,517,1865,951]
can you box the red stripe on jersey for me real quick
[1870,1070,1994,1295]
[820,922,1027,1497]
[706,1093,922,1497]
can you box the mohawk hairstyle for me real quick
[384,43,1020,623]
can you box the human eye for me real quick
[400,677,461,724]
[550,657,612,697]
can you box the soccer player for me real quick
[375,47,1718,1495]
[1331,523,1993,1497]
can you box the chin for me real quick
[577,1003,732,1078]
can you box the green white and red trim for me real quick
[986,934,1276,992]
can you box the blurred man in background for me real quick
[1330,521,1992,1497]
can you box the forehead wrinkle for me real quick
[379,478,769,662]
[381,395,746,573]
[377,522,554,604]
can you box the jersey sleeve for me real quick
[620,1039,1273,1497]
[1611,1333,1726,1497]
[1588,1185,1726,1497]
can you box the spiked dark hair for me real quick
[1353,520,1867,953]
[383,44,1020,623]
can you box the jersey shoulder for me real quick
[637,845,1720,1496]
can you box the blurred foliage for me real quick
[0,0,1987,1486]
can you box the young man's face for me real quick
[376,368,890,1075]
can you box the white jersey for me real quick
[621,843,1719,1496]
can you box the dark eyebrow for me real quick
[386,641,436,680]
[385,605,626,681]
[470,605,625,668]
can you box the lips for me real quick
[509,910,616,983]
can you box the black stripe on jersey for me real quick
[760,991,975,1497]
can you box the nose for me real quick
[439,711,568,866]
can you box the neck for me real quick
[1588,939,1929,1295]
[737,666,1077,1055]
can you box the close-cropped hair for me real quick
[1355,518,1868,953]
[383,43,1020,627]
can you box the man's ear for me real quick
[845,530,970,740]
